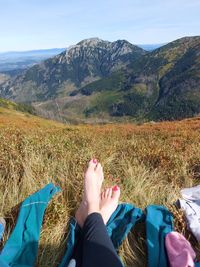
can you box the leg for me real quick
[75,159,122,267]
[82,212,123,267]
[73,158,104,267]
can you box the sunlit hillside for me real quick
[0,105,200,266]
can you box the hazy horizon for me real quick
[0,35,199,54]
[0,39,168,53]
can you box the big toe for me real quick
[87,158,98,169]
[112,186,120,201]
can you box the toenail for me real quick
[93,159,97,163]
[113,185,119,191]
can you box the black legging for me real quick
[71,212,123,267]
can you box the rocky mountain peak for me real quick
[60,38,110,63]
[76,37,108,46]
[58,37,145,68]
[0,37,147,102]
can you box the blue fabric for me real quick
[0,183,176,267]
[60,204,174,267]
[195,263,200,267]
[107,203,144,249]
[0,222,5,240]
[146,205,174,267]
[0,183,60,267]
[59,217,78,267]
[59,203,144,267]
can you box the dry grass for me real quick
[0,108,200,266]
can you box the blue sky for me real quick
[0,0,199,52]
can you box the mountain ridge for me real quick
[0,36,199,122]
[0,38,146,102]
[0,43,165,73]
[67,36,200,121]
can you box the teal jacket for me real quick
[0,183,60,267]
[0,183,186,267]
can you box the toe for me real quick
[102,189,106,199]
[105,188,110,198]
[108,188,112,198]
[88,158,97,169]
[101,190,105,199]
[112,186,120,200]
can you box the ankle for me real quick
[87,203,100,215]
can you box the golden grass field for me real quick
[0,106,200,266]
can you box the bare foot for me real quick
[75,159,104,227]
[100,185,120,224]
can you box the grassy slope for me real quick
[0,108,200,266]
[0,97,36,115]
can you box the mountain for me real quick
[0,38,146,102]
[0,48,66,72]
[0,44,161,73]
[0,36,199,123]
[112,36,200,120]
[71,36,200,121]
[0,73,9,85]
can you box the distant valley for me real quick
[0,37,199,123]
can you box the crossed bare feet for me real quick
[75,159,120,228]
